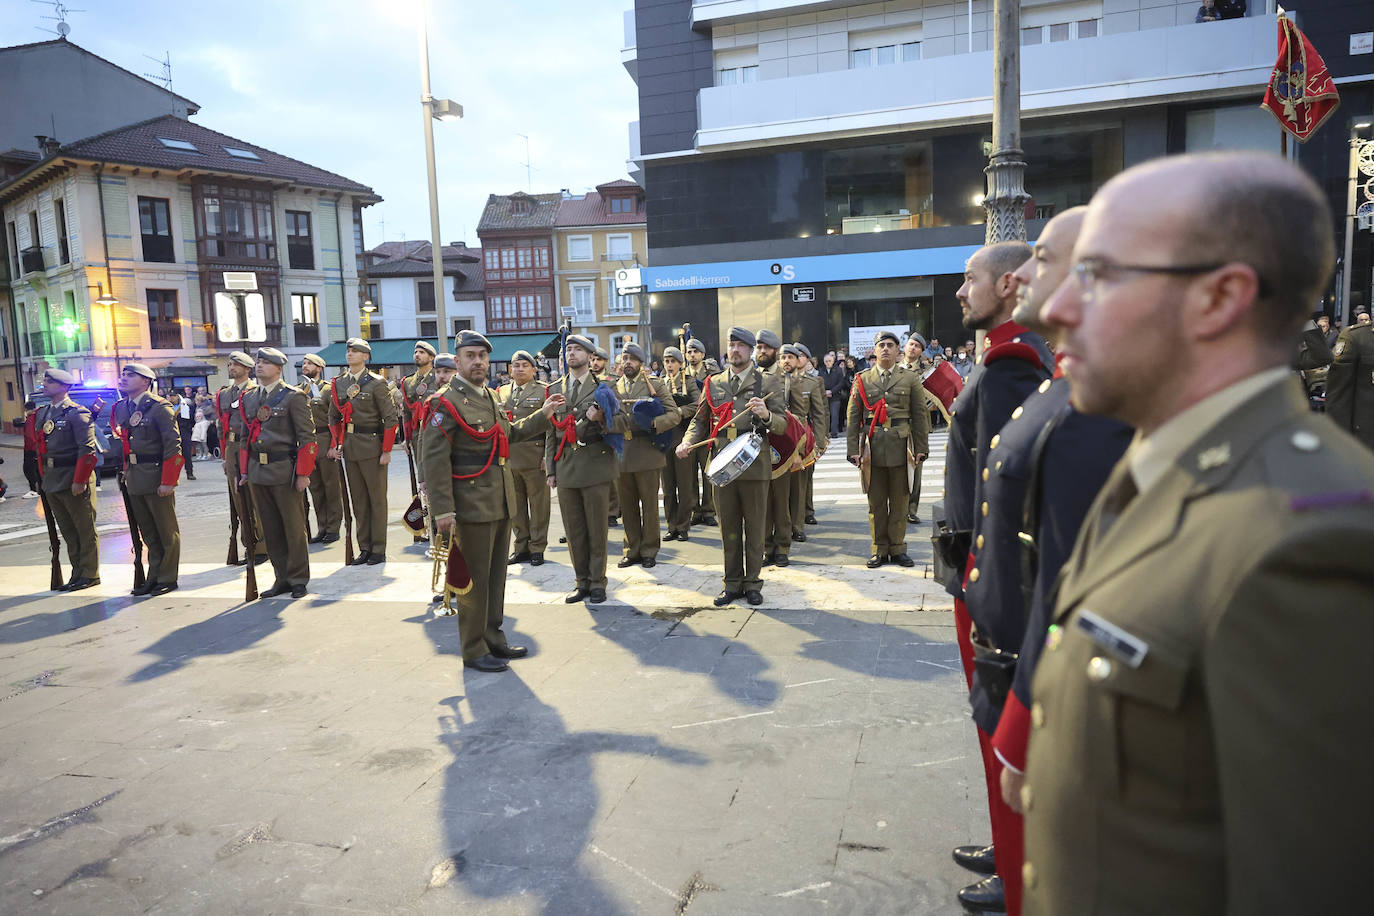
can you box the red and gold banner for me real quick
[1261,14,1339,143]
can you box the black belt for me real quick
[130,452,164,466]
[46,456,77,467]
[252,449,298,464]
[347,424,386,436]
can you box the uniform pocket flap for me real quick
[1092,643,1188,711]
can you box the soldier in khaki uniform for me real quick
[782,344,828,543]
[327,338,399,565]
[36,368,101,590]
[752,329,795,566]
[847,330,928,567]
[215,351,264,564]
[399,340,438,543]
[1325,319,1374,452]
[424,332,560,672]
[299,353,342,543]
[240,348,316,599]
[546,335,619,604]
[1021,151,1374,916]
[589,345,621,527]
[497,349,550,566]
[112,363,183,596]
[676,327,788,606]
[796,344,823,526]
[660,346,700,541]
[610,343,680,567]
[899,334,933,524]
[684,338,716,526]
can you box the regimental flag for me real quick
[1261,13,1340,143]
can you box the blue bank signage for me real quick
[641,244,984,292]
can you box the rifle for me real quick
[237,476,259,601]
[36,489,62,590]
[403,398,423,543]
[302,486,313,543]
[337,444,355,565]
[117,471,146,589]
[226,480,241,565]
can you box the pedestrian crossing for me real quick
[809,429,949,506]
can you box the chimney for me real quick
[450,241,466,248]
[560,188,571,199]
[35,135,60,156]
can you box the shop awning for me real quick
[313,333,559,367]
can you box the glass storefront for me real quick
[824,141,934,234]
[826,277,935,347]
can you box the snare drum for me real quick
[707,431,763,486]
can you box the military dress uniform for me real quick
[545,359,619,601]
[686,343,716,524]
[328,344,399,561]
[661,351,701,540]
[786,352,828,541]
[758,347,796,564]
[399,354,438,539]
[900,357,933,521]
[681,334,787,601]
[215,356,260,560]
[422,358,551,663]
[37,373,100,587]
[300,356,342,541]
[240,355,316,594]
[1022,373,1374,916]
[496,369,551,561]
[610,353,681,565]
[112,369,184,591]
[1325,321,1374,452]
[847,355,929,564]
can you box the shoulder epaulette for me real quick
[983,339,1045,371]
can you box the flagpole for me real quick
[1278,7,1288,157]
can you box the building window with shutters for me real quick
[147,289,182,349]
[291,293,320,347]
[285,210,314,270]
[55,199,70,265]
[567,235,592,262]
[570,281,595,324]
[418,280,436,312]
[138,197,176,263]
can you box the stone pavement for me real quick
[0,432,997,914]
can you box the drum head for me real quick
[707,432,762,486]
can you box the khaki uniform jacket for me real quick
[421,376,550,524]
[682,365,788,482]
[241,381,313,487]
[112,393,181,496]
[301,378,333,450]
[327,370,398,461]
[38,397,96,492]
[216,380,257,450]
[1023,379,1374,915]
[1325,322,1374,451]
[400,369,437,432]
[663,369,701,431]
[544,374,619,488]
[497,379,549,471]
[846,365,929,467]
[789,369,829,454]
[688,362,711,386]
[610,373,681,474]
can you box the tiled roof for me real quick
[365,241,484,291]
[596,179,640,191]
[554,184,646,228]
[34,115,376,196]
[477,192,563,232]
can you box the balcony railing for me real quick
[602,251,638,262]
[293,323,320,348]
[149,320,182,350]
[20,246,44,275]
[488,317,555,334]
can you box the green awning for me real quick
[313,333,559,368]
[488,332,560,362]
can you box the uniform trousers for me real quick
[789,469,807,536]
[608,478,620,519]
[558,481,610,590]
[453,517,514,662]
[344,457,388,554]
[47,486,99,578]
[510,465,550,554]
[619,468,662,561]
[715,477,769,592]
[866,464,910,556]
[251,479,310,587]
[224,441,260,558]
[908,459,923,519]
[128,491,180,584]
[766,473,792,558]
[806,464,815,520]
[693,449,716,519]
[307,451,343,537]
[661,429,695,536]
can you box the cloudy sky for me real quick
[3,0,639,248]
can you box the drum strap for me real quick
[856,376,888,440]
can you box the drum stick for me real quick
[684,408,757,451]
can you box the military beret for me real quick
[622,343,647,363]
[796,343,812,360]
[255,346,287,367]
[509,349,536,366]
[566,334,596,355]
[727,327,756,348]
[755,329,782,350]
[874,330,901,346]
[302,353,326,369]
[705,358,721,372]
[455,330,492,353]
[594,346,610,360]
[44,367,76,386]
[414,340,437,356]
[686,338,706,354]
[780,343,802,358]
[228,351,254,369]
[663,346,684,362]
[433,353,457,370]
[122,362,156,380]
[346,337,372,354]
[908,332,927,348]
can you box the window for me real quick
[419,319,438,337]
[285,210,314,270]
[488,239,552,282]
[352,207,365,273]
[741,65,758,83]
[824,139,934,234]
[418,280,435,312]
[717,68,739,86]
[291,293,319,347]
[567,235,593,261]
[486,291,551,333]
[570,282,595,323]
[365,321,384,340]
[876,45,896,65]
[612,333,638,358]
[1022,26,1042,45]
[365,281,380,312]
[1049,22,1070,42]
[8,222,19,276]
[28,211,40,249]
[605,279,636,315]
[452,317,473,335]
[902,41,921,62]
[223,147,260,160]
[850,48,872,68]
[605,234,633,261]
[609,197,635,214]
[194,182,275,261]
[1078,19,1098,38]
[55,199,69,265]
[138,197,175,263]
[157,137,199,152]
[146,289,181,349]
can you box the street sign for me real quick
[615,267,643,295]
[560,307,578,317]
[223,271,258,291]
[791,287,816,303]
[214,291,267,343]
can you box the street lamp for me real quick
[361,298,376,339]
[89,282,120,371]
[417,0,462,354]
[1340,120,1374,325]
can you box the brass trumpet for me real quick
[432,529,451,597]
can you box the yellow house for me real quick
[553,180,646,361]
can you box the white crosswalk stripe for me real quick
[807,431,948,502]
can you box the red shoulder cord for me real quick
[549,381,584,462]
[435,396,509,479]
[329,379,353,450]
[399,374,419,437]
[113,399,133,470]
[34,408,48,475]
[855,375,889,441]
[217,386,233,441]
[700,381,736,441]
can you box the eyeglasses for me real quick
[1072,258,1225,293]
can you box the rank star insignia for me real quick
[42,419,55,435]
[1197,442,1231,470]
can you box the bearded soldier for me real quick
[215,351,263,565]
[497,349,550,566]
[782,344,827,544]
[399,340,438,543]
[610,343,680,568]
[660,345,700,542]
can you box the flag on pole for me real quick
[1261,13,1340,143]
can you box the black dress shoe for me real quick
[617,556,639,568]
[745,590,763,605]
[952,844,996,875]
[65,577,100,592]
[565,588,589,603]
[508,550,533,565]
[608,515,619,527]
[253,554,268,566]
[366,553,386,565]
[149,582,178,596]
[290,585,307,599]
[791,531,805,542]
[774,554,790,568]
[260,583,290,598]
[320,532,340,544]
[558,536,568,544]
[309,534,325,544]
[891,553,916,568]
[867,554,885,568]
[131,580,155,597]
[805,514,818,525]
[463,654,509,673]
[529,553,544,566]
[490,644,528,659]
[641,557,656,568]
[349,551,371,566]
[587,587,607,604]
[762,553,775,567]
[714,590,743,607]
[957,875,1005,912]
[663,531,678,542]
[677,531,689,542]
[56,580,72,592]
[908,512,921,524]
[701,516,717,526]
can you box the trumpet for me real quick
[432,529,452,599]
